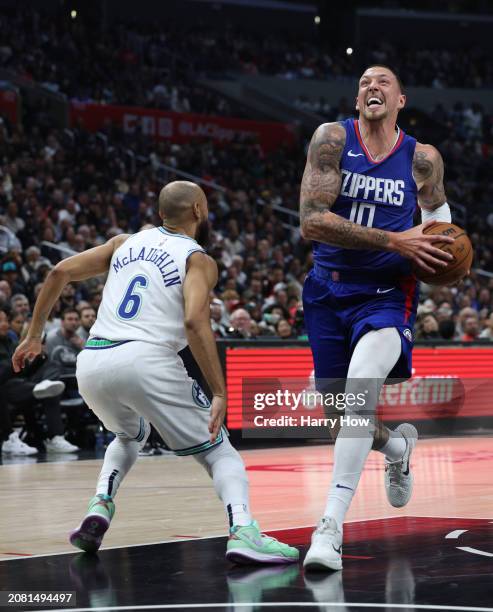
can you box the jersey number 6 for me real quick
[349,201,376,228]
[117,275,149,320]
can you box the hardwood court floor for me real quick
[0,436,492,561]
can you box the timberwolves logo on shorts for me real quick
[192,380,211,409]
[403,328,413,342]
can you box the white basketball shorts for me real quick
[76,338,224,455]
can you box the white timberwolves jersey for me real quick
[90,227,204,351]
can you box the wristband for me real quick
[421,202,451,223]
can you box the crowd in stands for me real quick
[0,110,492,347]
[366,43,493,89]
[0,10,241,117]
[0,9,493,454]
[1,9,492,123]
[0,120,491,454]
[185,28,493,89]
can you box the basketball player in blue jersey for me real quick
[300,65,456,571]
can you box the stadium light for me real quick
[314,15,321,25]
[346,47,353,55]
[70,10,77,19]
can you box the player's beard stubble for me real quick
[195,218,211,248]
[361,106,389,122]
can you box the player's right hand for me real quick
[389,220,455,275]
[208,395,227,444]
[12,336,42,373]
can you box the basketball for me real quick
[413,222,473,286]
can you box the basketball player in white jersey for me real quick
[13,181,298,565]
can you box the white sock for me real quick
[380,432,407,462]
[194,435,252,528]
[324,328,402,529]
[96,437,140,498]
[324,427,374,529]
[227,503,251,528]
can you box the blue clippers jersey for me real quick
[313,118,418,279]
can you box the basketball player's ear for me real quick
[397,93,406,110]
[192,200,201,220]
[355,96,360,112]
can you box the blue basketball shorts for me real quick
[302,265,419,382]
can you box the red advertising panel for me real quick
[69,102,297,152]
[225,346,493,430]
[0,88,19,125]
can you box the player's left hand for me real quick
[12,337,42,373]
[208,395,226,443]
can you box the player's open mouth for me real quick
[367,97,384,109]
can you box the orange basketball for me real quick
[412,222,473,286]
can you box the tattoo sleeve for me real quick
[299,123,390,250]
[413,146,447,210]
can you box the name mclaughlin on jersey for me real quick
[112,246,181,287]
[340,170,405,205]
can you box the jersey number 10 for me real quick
[349,201,376,228]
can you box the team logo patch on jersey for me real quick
[403,328,413,342]
[192,381,211,409]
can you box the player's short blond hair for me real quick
[363,64,404,94]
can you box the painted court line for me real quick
[410,515,493,521]
[3,515,489,562]
[0,516,389,562]
[31,602,493,612]
[456,546,493,558]
[445,530,468,539]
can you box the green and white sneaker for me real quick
[69,494,115,553]
[226,521,299,565]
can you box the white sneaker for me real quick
[33,380,66,399]
[2,432,38,456]
[303,517,343,571]
[385,423,418,508]
[45,435,79,453]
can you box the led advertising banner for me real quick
[224,346,493,434]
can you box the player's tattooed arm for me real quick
[300,123,390,249]
[413,143,447,210]
[300,122,345,215]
